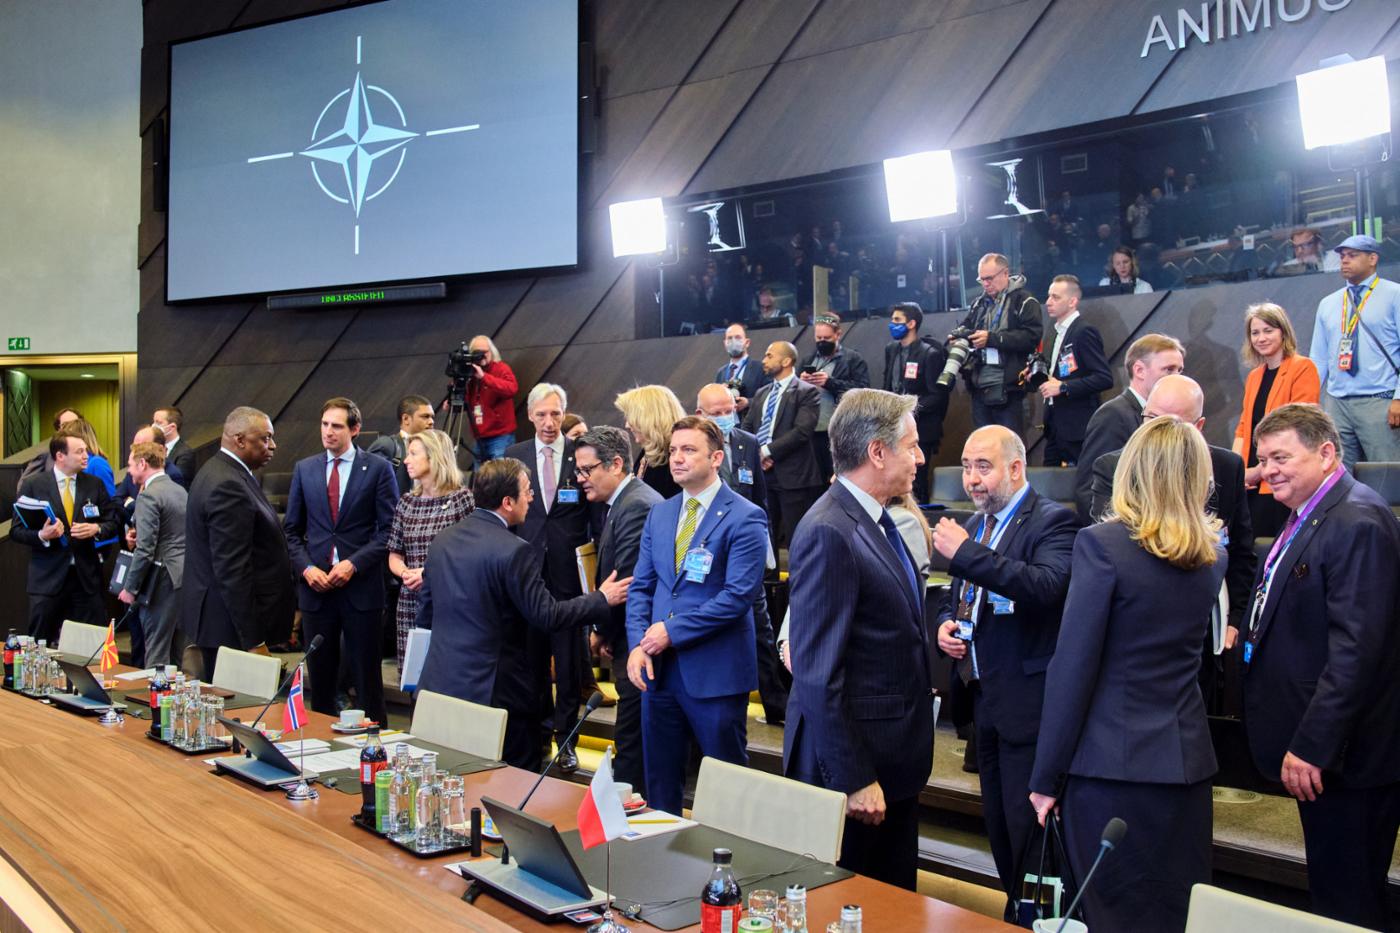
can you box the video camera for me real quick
[446,343,488,383]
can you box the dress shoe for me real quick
[556,742,579,774]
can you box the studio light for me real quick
[1296,56,1391,150]
[609,197,667,258]
[883,149,959,223]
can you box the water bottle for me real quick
[782,884,808,933]
[14,640,26,692]
[700,848,742,933]
[415,774,441,849]
[840,904,862,933]
[389,758,414,839]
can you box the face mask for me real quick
[725,339,746,358]
[888,322,909,341]
[712,412,737,437]
[815,340,837,357]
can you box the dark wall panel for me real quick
[586,86,673,207]
[595,0,740,100]
[213,307,358,365]
[781,0,1031,62]
[687,0,822,85]
[573,264,639,345]
[324,281,532,362]
[174,362,321,427]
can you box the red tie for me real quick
[328,456,343,524]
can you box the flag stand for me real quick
[284,663,318,801]
[588,840,628,933]
[97,619,121,725]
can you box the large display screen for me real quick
[167,0,578,301]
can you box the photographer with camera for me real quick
[1032,275,1112,465]
[883,302,950,502]
[957,254,1044,433]
[457,335,518,463]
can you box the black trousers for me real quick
[812,431,834,486]
[1041,432,1082,467]
[1297,782,1400,930]
[838,794,920,890]
[752,587,789,722]
[502,706,545,772]
[974,703,1041,921]
[766,485,822,550]
[28,570,105,642]
[302,594,386,728]
[529,625,586,743]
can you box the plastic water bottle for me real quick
[783,884,808,933]
[840,904,862,933]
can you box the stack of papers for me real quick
[115,668,157,681]
[335,730,415,748]
[273,739,333,756]
[300,748,365,773]
[619,809,696,842]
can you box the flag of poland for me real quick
[577,747,630,849]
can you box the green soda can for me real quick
[375,769,394,833]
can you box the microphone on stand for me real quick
[244,634,325,728]
[81,604,140,667]
[1055,817,1126,933]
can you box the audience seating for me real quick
[1024,466,1077,509]
[1184,884,1370,932]
[212,646,281,700]
[690,756,847,864]
[57,620,107,659]
[410,690,508,760]
[1353,461,1400,516]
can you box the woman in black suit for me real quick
[1029,417,1224,933]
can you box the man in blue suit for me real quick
[626,415,768,816]
[284,398,399,726]
[784,389,933,890]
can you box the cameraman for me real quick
[958,254,1043,433]
[884,302,950,501]
[462,335,518,463]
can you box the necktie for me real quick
[720,443,734,486]
[728,362,739,381]
[327,456,343,523]
[542,446,557,513]
[879,511,922,609]
[955,514,998,685]
[675,498,702,573]
[61,477,74,525]
[1350,284,1365,308]
[1346,285,1364,371]
[757,385,780,445]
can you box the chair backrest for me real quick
[212,646,282,700]
[57,621,107,659]
[1185,884,1371,932]
[1353,461,1400,508]
[690,757,846,864]
[931,466,966,503]
[1025,466,1077,504]
[410,690,507,760]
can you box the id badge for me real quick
[1337,338,1354,372]
[904,361,919,380]
[1242,641,1254,664]
[1059,351,1077,377]
[737,466,754,485]
[556,488,579,504]
[472,404,485,425]
[989,593,1015,615]
[82,501,100,520]
[955,620,974,641]
[682,547,713,583]
[984,348,1001,366]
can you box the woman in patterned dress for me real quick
[387,429,473,673]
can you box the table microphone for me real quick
[1055,817,1126,933]
[244,634,325,727]
[81,605,139,667]
[502,691,606,863]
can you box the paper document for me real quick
[274,739,333,756]
[115,668,157,681]
[618,809,696,842]
[1211,582,1229,656]
[400,628,430,691]
[576,541,597,593]
[335,730,414,748]
[300,749,364,773]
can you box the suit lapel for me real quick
[989,487,1037,558]
[1254,475,1349,645]
[834,484,922,621]
[670,485,732,595]
[333,449,365,524]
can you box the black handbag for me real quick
[1015,812,1080,928]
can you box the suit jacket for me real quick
[417,510,607,712]
[125,473,187,599]
[742,377,822,490]
[283,447,399,613]
[882,337,950,451]
[934,488,1077,744]
[166,438,197,490]
[1242,472,1400,788]
[625,482,768,699]
[720,427,767,512]
[1030,521,1225,795]
[505,438,592,598]
[1233,355,1321,495]
[180,451,293,650]
[12,469,121,597]
[367,432,411,496]
[595,477,663,654]
[1073,388,1143,521]
[1090,444,1256,627]
[1042,316,1113,444]
[801,346,871,406]
[783,482,934,800]
[715,356,770,404]
[959,284,1045,392]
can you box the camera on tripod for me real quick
[937,326,978,389]
[445,343,488,382]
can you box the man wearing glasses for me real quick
[956,254,1043,433]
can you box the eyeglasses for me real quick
[574,462,604,479]
[977,271,1006,284]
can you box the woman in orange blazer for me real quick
[1233,302,1320,536]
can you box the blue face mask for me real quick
[889,322,909,340]
[713,412,737,437]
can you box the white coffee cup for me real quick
[339,708,365,727]
[615,782,633,807]
[1033,919,1087,933]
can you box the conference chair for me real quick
[212,646,281,700]
[690,756,846,864]
[57,621,107,660]
[1024,466,1077,510]
[410,689,508,761]
[1353,461,1400,517]
[1184,884,1371,932]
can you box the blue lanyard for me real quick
[961,485,1028,604]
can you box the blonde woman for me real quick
[614,384,686,499]
[387,429,474,672]
[1231,302,1320,536]
[1029,417,1223,933]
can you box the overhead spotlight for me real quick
[883,149,959,223]
[1296,56,1391,150]
[609,197,667,258]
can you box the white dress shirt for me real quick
[675,476,724,544]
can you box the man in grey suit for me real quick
[575,426,661,794]
[119,441,187,668]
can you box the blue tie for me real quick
[1350,284,1365,307]
[879,511,922,608]
[1347,284,1365,371]
[757,385,780,445]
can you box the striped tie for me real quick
[757,386,780,445]
[675,498,702,573]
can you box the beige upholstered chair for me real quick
[410,690,508,760]
[57,621,108,660]
[1185,884,1372,933]
[690,757,847,864]
[212,646,282,700]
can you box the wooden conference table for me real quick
[0,671,1013,932]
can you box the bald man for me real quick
[1088,375,1256,708]
[742,341,823,548]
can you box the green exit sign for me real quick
[7,337,29,351]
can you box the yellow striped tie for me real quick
[61,477,74,525]
[675,498,701,573]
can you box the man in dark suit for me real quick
[416,459,628,770]
[800,312,871,480]
[505,383,593,772]
[118,441,187,669]
[932,425,1077,918]
[284,397,399,726]
[716,323,771,416]
[574,426,661,794]
[785,389,932,890]
[1073,333,1185,521]
[179,406,293,678]
[743,341,823,548]
[1036,275,1112,465]
[367,394,434,494]
[626,417,768,816]
[15,408,82,494]
[883,302,950,501]
[154,406,197,490]
[1241,404,1400,930]
[12,429,121,641]
[1088,376,1256,686]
